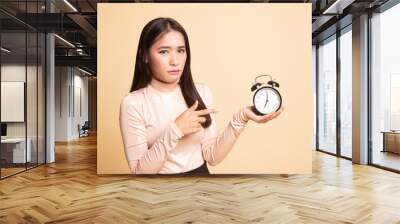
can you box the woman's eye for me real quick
[178,49,186,53]
[159,50,168,55]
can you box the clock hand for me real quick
[264,99,268,108]
[264,92,269,108]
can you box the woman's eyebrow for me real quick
[158,45,186,49]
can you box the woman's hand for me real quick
[244,106,284,123]
[175,100,217,136]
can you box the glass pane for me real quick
[318,37,336,154]
[0,1,46,179]
[318,36,337,154]
[340,28,352,158]
[27,31,38,169]
[1,31,27,177]
[371,4,400,171]
[24,0,38,169]
[38,32,45,165]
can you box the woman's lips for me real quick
[168,70,180,75]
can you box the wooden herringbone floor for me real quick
[1,134,400,224]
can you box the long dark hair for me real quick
[130,17,211,128]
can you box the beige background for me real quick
[97,3,312,174]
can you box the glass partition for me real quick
[0,1,46,179]
[317,35,337,155]
[339,26,352,158]
[1,31,28,177]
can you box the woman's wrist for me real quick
[233,107,250,125]
[171,122,184,139]
[243,108,250,123]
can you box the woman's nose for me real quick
[170,53,178,66]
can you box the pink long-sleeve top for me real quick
[119,83,249,174]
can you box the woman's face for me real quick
[147,30,187,85]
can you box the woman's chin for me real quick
[160,78,179,85]
[166,75,181,83]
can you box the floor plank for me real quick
[1,134,400,223]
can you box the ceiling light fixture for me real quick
[322,0,355,15]
[54,34,75,48]
[77,67,93,76]
[1,47,11,53]
[63,0,78,12]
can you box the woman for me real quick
[119,17,283,175]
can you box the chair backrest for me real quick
[82,121,90,129]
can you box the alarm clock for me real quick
[251,74,282,116]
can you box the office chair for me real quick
[79,121,90,138]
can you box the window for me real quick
[317,35,337,154]
[370,2,400,171]
[339,27,352,158]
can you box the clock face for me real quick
[253,87,282,115]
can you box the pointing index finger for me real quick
[195,108,217,116]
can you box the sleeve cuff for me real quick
[170,122,184,139]
[233,107,249,125]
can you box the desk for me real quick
[381,131,400,154]
[1,138,31,163]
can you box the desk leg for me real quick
[382,133,386,153]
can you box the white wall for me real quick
[55,66,70,141]
[1,65,37,138]
[55,67,89,141]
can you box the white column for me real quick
[46,1,55,163]
[46,33,55,163]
